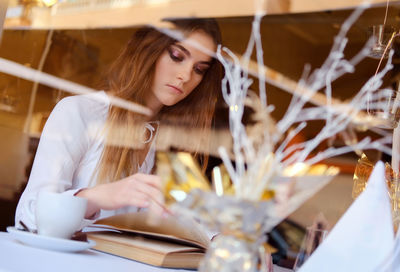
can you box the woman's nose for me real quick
[176,65,191,82]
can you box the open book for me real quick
[85,212,211,269]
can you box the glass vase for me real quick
[176,189,273,272]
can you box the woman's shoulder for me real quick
[57,91,109,111]
[54,91,109,122]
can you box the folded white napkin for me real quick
[298,161,394,272]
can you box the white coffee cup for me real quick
[35,191,87,239]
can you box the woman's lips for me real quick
[166,84,183,94]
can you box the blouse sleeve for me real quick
[15,96,94,230]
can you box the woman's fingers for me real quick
[129,175,171,215]
[131,179,163,201]
[134,173,163,190]
[128,193,151,208]
[117,174,166,212]
[132,181,170,214]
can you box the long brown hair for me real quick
[96,18,223,184]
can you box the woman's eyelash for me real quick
[168,48,183,62]
[194,66,207,75]
[194,64,210,75]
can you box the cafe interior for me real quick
[1,0,400,270]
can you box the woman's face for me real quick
[148,30,216,112]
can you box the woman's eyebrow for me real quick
[174,44,212,65]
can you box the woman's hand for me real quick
[76,173,166,219]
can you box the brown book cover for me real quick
[86,212,211,269]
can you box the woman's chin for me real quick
[162,99,181,107]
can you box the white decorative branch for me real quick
[215,1,394,201]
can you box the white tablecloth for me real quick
[0,232,292,272]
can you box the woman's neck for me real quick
[145,94,163,115]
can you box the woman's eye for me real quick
[168,48,184,62]
[194,65,209,75]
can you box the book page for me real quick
[91,211,210,248]
[91,232,203,254]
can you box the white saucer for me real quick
[7,226,96,253]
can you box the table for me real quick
[0,232,292,272]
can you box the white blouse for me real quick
[15,91,156,230]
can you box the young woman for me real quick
[15,18,223,230]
